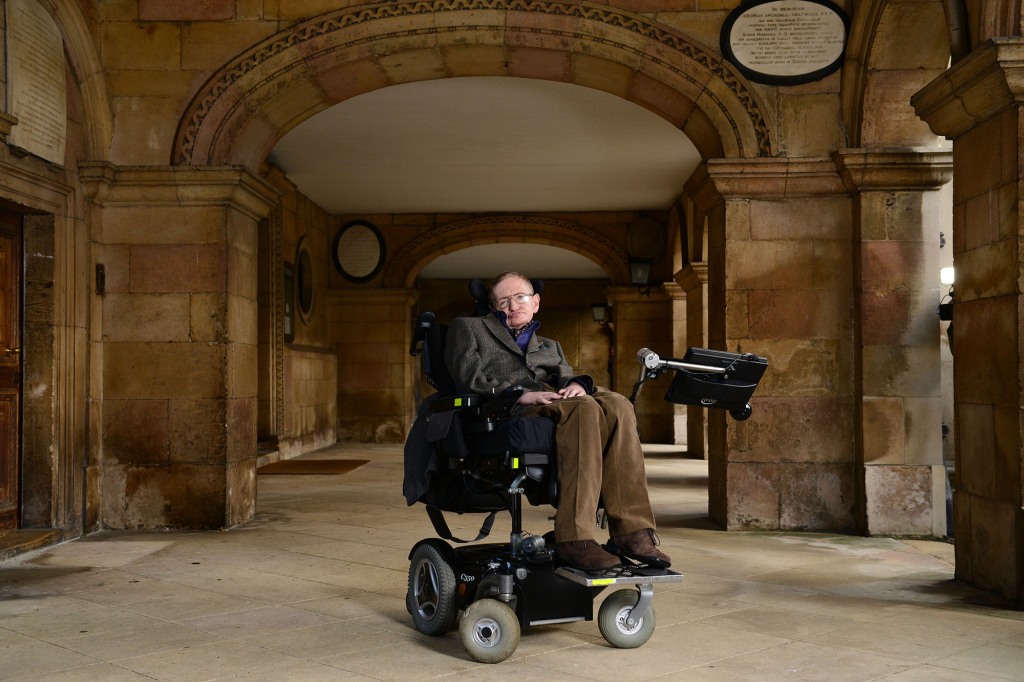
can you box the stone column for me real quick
[80,163,279,530]
[676,263,708,457]
[913,40,1024,607]
[689,159,856,530]
[607,286,674,443]
[836,148,952,537]
[666,282,688,446]
[329,288,418,443]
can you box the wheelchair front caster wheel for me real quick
[407,543,458,635]
[459,599,520,664]
[730,403,753,421]
[598,589,656,649]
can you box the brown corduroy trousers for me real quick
[522,388,657,542]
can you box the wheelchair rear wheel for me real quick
[459,599,520,664]
[597,589,656,648]
[407,543,459,635]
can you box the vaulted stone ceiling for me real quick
[268,77,701,215]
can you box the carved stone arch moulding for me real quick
[382,216,630,288]
[841,0,951,148]
[172,0,774,167]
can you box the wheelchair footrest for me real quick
[554,565,684,587]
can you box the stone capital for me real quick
[834,147,953,192]
[0,111,18,141]
[685,158,846,210]
[675,262,708,292]
[913,37,1024,139]
[662,281,685,301]
[77,162,280,221]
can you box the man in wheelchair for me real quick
[444,271,670,572]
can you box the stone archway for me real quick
[44,0,113,158]
[842,0,950,148]
[171,0,774,170]
[165,0,780,529]
[383,215,629,288]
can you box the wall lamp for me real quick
[938,266,954,321]
[938,266,954,354]
[591,303,608,325]
[629,257,653,296]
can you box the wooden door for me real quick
[0,211,21,532]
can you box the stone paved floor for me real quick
[2,443,1023,681]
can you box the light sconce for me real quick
[591,303,608,325]
[938,267,955,321]
[938,267,954,354]
[626,216,664,297]
[629,257,653,296]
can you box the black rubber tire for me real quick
[597,589,656,649]
[459,599,520,664]
[407,543,459,636]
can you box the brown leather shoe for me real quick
[606,528,671,568]
[556,540,622,571]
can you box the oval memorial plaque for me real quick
[721,0,850,85]
[333,220,385,283]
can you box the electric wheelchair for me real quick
[402,281,768,663]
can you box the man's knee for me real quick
[595,391,635,419]
[564,394,603,421]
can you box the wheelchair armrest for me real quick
[476,385,524,419]
[428,386,524,419]
[428,394,484,412]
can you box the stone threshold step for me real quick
[0,529,62,561]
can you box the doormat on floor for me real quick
[257,459,369,475]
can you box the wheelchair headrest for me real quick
[409,311,435,356]
[469,277,545,317]
[469,279,488,316]
[410,312,457,395]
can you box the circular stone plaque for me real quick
[721,0,849,85]
[333,220,385,283]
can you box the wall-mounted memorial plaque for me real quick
[6,0,67,164]
[332,220,385,283]
[721,0,849,86]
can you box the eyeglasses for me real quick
[493,292,534,311]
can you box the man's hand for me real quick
[558,383,587,398]
[517,383,587,405]
[516,391,563,405]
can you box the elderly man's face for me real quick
[492,276,539,329]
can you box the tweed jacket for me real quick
[444,315,593,404]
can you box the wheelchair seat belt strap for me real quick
[426,505,497,544]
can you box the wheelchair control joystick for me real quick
[519,534,545,554]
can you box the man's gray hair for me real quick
[489,272,533,302]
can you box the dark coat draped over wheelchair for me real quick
[402,313,584,507]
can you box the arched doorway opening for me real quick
[415,242,614,397]
[171,1,776,532]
